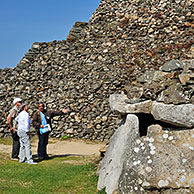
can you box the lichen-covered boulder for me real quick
[119,125,194,194]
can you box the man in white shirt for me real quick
[15,103,37,164]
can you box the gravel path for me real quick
[0,138,106,158]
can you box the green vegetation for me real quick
[137,0,145,4]
[61,135,71,140]
[0,157,106,194]
[0,137,12,145]
[97,188,106,194]
[0,138,106,194]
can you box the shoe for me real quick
[25,160,37,165]
[19,160,25,163]
[38,157,44,161]
[43,156,52,160]
[11,157,19,161]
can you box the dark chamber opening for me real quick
[136,113,184,137]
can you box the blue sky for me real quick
[0,0,100,69]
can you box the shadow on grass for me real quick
[32,154,85,163]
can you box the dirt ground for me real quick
[0,137,107,158]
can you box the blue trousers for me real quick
[38,132,49,157]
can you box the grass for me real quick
[0,138,106,194]
[0,157,106,194]
[0,137,12,145]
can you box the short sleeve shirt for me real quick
[9,108,18,118]
[8,106,20,128]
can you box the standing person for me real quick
[15,103,37,164]
[32,102,68,160]
[7,97,22,160]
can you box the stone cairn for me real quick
[97,60,194,193]
[0,0,193,143]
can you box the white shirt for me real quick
[15,110,32,132]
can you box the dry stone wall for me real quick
[0,0,193,140]
[0,39,121,140]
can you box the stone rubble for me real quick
[0,0,193,142]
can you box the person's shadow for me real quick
[32,154,85,163]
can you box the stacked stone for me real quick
[125,59,194,104]
[0,0,193,140]
[0,40,120,140]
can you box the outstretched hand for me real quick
[62,108,69,113]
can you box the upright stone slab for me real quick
[97,114,139,194]
[119,125,194,193]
